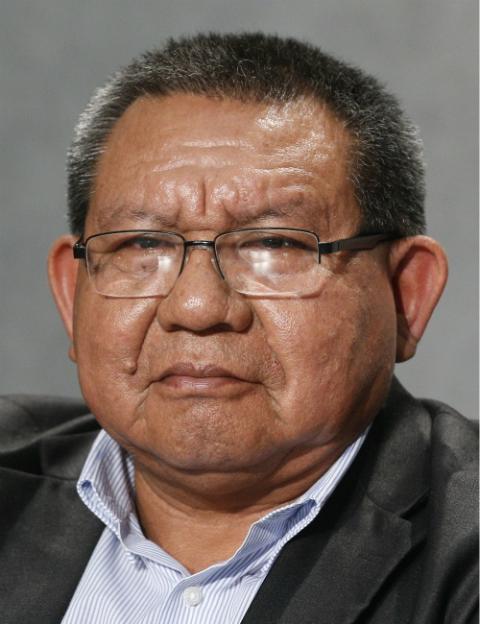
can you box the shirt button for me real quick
[183,586,204,607]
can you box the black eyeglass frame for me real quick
[73,228,396,282]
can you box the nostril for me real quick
[166,323,233,336]
[196,323,233,336]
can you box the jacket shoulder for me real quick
[413,398,478,622]
[420,397,478,470]
[0,395,99,473]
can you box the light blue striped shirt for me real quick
[62,427,368,623]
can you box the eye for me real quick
[241,235,316,252]
[115,235,177,253]
[119,236,161,250]
[260,236,306,250]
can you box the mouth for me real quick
[154,363,253,397]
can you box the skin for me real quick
[49,93,448,572]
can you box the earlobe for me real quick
[388,236,448,363]
[47,235,79,359]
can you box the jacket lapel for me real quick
[242,494,414,624]
[0,430,104,624]
[242,379,431,624]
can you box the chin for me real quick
[135,431,282,477]
[157,446,269,473]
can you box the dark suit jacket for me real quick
[0,379,477,623]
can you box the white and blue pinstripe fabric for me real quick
[62,426,368,623]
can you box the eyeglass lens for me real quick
[84,229,323,298]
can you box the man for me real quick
[0,33,477,623]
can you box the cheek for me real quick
[72,288,157,410]
[257,295,350,402]
[256,273,397,438]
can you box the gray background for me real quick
[1,0,477,418]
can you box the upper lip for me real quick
[158,363,247,381]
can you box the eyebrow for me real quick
[234,205,300,227]
[95,202,310,232]
[96,207,178,231]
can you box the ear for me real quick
[47,234,79,361]
[388,236,448,363]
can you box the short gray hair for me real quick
[67,32,426,237]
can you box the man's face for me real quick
[71,94,397,484]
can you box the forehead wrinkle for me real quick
[154,138,253,158]
[209,174,331,228]
[144,147,319,174]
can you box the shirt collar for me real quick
[77,429,135,535]
[78,425,368,543]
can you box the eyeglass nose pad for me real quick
[181,241,224,280]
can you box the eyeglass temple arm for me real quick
[73,241,86,259]
[318,233,395,255]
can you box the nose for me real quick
[156,244,254,333]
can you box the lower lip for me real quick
[158,375,248,395]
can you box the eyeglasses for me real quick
[73,228,395,298]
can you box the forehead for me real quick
[89,93,359,235]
